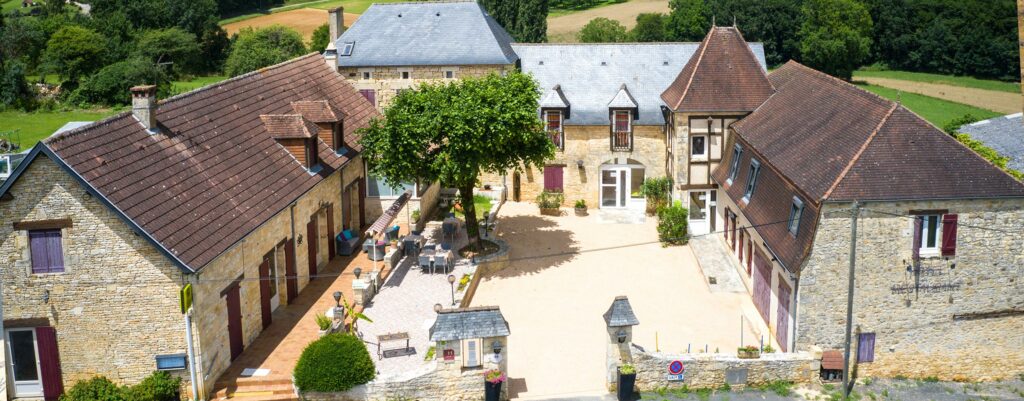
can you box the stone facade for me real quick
[339,65,512,111]
[798,200,1024,381]
[0,156,188,386]
[630,346,817,390]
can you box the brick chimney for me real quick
[324,7,345,67]
[131,85,158,133]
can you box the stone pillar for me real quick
[604,296,639,389]
[324,7,344,67]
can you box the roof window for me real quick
[340,42,354,56]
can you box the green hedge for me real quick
[656,201,689,245]
[294,333,376,393]
[60,372,180,401]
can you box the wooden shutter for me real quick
[543,166,563,192]
[259,258,272,329]
[753,252,771,324]
[285,240,297,302]
[36,326,64,401]
[326,206,336,259]
[776,278,791,352]
[857,332,876,362]
[941,214,958,256]
[746,236,753,275]
[29,229,63,273]
[226,285,244,361]
[738,230,745,261]
[912,217,922,262]
[724,208,730,242]
[307,219,318,279]
[359,89,376,106]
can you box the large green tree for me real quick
[43,25,107,83]
[224,25,307,77]
[479,0,547,43]
[666,0,710,41]
[579,17,628,43]
[134,28,201,77]
[797,0,872,80]
[631,13,668,42]
[358,73,554,246]
[709,0,803,67]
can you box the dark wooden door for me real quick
[776,275,791,352]
[326,206,336,259]
[307,218,318,279]
[226,285,243,361]
[258,257,272,329]
[358,178,367,229]
[285,240,297,302]
[35,327,63,401]
[513,173,521,202]
[753,250,771,325]
[342,186,353,230]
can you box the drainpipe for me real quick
[185,306,199,401]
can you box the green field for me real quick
[0,109,120,150]
[170,75,229,95]
[854,69,1020,94]
[219,0,404,25]
[549,0,626,17]
[856,84,1001,128]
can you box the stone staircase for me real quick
[211,375,297,401]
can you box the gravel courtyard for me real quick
[470,202,769,400]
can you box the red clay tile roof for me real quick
[260,114,319,138]
[291,100,344,123]
[661,26,774,112]
[43,53,378,271]
[821,350,844,370]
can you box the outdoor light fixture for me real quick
[434,303,443,313]
[42,289,50,304]
[576,160,584,168]
[447,274,457,306]
[492,340,503,355]
[333,291,342,308]
[353,267,362,279]
[616,329,627,344]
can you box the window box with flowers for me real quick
[737,345,760,359]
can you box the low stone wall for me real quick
[630,345,818,390]
[301,362,492,401]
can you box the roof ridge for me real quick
[730,25,773,86]
[783,61,896,108]
[163,53,322,105]
[821,103,898,201]
[512,42,704,46]
[372,0,475,5]
[673,28,715,110]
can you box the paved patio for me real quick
[470,202,772,400]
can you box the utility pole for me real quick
[842,201,859,400]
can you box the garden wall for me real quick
[630,345,818,390]
[301,360,495,401]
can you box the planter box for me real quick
[540,208,561,216]
[737,349,761,359]
[574,207,588,216]
[616,371,636,401]
[485,381,502,401]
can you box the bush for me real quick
[309,23,331,54]
[224,25,307,77]
[72,58,170,106]
[942,113,979,136]
[640,177,672,213]
[124,371,181,401]
[60,376,124,401]
[536,191,564,210]
[578,17,628,43]
[294,333,375,393]
[656,201,688,245]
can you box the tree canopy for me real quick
[798,0,872,80]
[579,17,629,43]
[134,28,202,77]
[479,0,548,43]
[631,13,668,42]
[358,72,554,244]
[43,25,107,83]
[224,25,307,77]
[309,24,331,54]
[666,0,710,42]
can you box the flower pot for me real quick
[737,349,761,359]
[540,207,560,216]
[318,329,329,338]
[485,380,502,401]
[617,370,636,401]
[574,207,587,216]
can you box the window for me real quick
[857,333,875,363]
[0,155,10,179]
[611,110,632,151]
[366,174,416,198]
[305,138,319,169]
[444,70,455,79]
[400,71,411,80]
[917,214,941,255]
[332,122,344,153]
[155,354,187,371]
[788,197,804,235]
[613,110,631,132]
[727,145,742,183]
[543,165,563,192]
[691,135,707,160]
[545,110,563,150]
[358,89,376,106]
[340,42,354,56]
[29,229,63,274]
[743,159,761,201]
[361,71,373,80]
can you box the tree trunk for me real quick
[459,183,481,249]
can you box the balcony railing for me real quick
[548,131,563,150]
[611,130,631,151]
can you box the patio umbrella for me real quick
[365,190,413,279]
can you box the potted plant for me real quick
[617,363,637,401]
[484,369,506,401]
[536,191,564,216]
[737,345,760,359]
[574,199,587,216]
[315,313,332,337]
[761,344,775,354]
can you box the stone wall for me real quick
[630,345,817,390]
[339,65,512,110]
[798,200,1024,381]
[0,156,188,386]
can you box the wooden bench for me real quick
[377,332,411,359]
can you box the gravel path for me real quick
[857,77,1019,114]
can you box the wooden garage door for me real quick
[753,250,771,325]
[776,275,791,352]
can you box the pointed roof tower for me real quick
[660,26,775,112]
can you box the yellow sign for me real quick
[180,284,193,314]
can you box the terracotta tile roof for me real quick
[43,53,379,271]
[660,26,774,112]
[291,100,344,123]
[821,350,844,370]
[260,114,319,138]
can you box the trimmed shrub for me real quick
[536,191,564,210]
[60,376,124,401]
[640,177,672,214]
[294,333,375,393]
[124,371,180,401]
[656,201,688,245]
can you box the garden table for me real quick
[377,332,410,359]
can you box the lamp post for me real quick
[434,303,443,313]
[333,291,343,319]
[353,267,362,280]
[447,274,456,306]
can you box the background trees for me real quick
[667,0,710,41]
[797,0,872,80]
[42,25,107,84]
[224,25,307,77]
[479,0,548,42]
[631,13,668,42]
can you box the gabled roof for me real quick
[260,114,319,139]
[661,26,774,112]
[539,85,570,109]
[958,113,1024,172]
[515,43,767,125]
[607,84,638,109]
[1,54,378,272]
[291,100,344,123]
[335,1,518,67]
[603,296,639,327]
[429,306,510,341]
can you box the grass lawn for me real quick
[454,195,493,221]
[0,109,120,150]
[219,0,404,25]
[549,0,626,17]
[856,84,1001,129]
[854,69,1020,93]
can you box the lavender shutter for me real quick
[30,230,50,273]
[912,217,922,263]
[941,214,958,256]
[36,326,64,401]
[857,332,876,362]
[46,230,64,273]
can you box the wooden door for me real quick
[35,327,63,401]
[307,218,318,279]
[513,172,521,202]
[358,178,367,229]
[259,256,272,329]
[226,285,243,361]
[753,251,771,325]
[326,206,336,259]
[285,240,297,302]
[776,276,791,352]
[342,186,353,230]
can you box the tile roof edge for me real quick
[782,61,897,109]
[672,28,715,111]
[821,103,898,202]
[161,53,324,105]
[45,111,133,145]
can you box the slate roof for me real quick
[4,54,378,272]
[603,296,639,327]
[661,26,775,112]
[514,42,765,125]
[430,306,510,341]
[959,113,1024,172]
[539,85,570,109]
[334,1,518,67]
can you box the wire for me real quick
[859,207,1021,235]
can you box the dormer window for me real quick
[788,197,804,235]
[333,121,345,154]
[340,42,354,56]
[305,138,319,169]
[743,159,761,201]
[611,110,632,151]
[727,144,742,183]
[545,110,563,151]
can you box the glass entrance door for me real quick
[689,190,710,235]
[601,168,628,208]
[6,328,43,397]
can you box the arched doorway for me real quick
[599,159,645,209]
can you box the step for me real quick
[214,383,294,398]
[215,391,298,401]
[214,376,293,389]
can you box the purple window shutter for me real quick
[359,90,376,106]
[30,230,50,273]
[46,230,64,273]
[553,167,563,191]
[941,214,958,256]
[857,332,875,363]
[36,326,64,401]
[912,217,922,263]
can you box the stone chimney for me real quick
[131,85,158,133]
[324,7,345,67]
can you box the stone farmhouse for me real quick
[332,1,1024,381]
[0,54,377,399]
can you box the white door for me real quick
[271,244,286,311]
[463,339,481,367]
[6,329,43,397]
[688,190,711,235]
[600,167,629,208]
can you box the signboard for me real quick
[443,349,455,361]
[666,360,685,381]
[179,284,193,314]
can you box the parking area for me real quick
[470,202,770,400]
